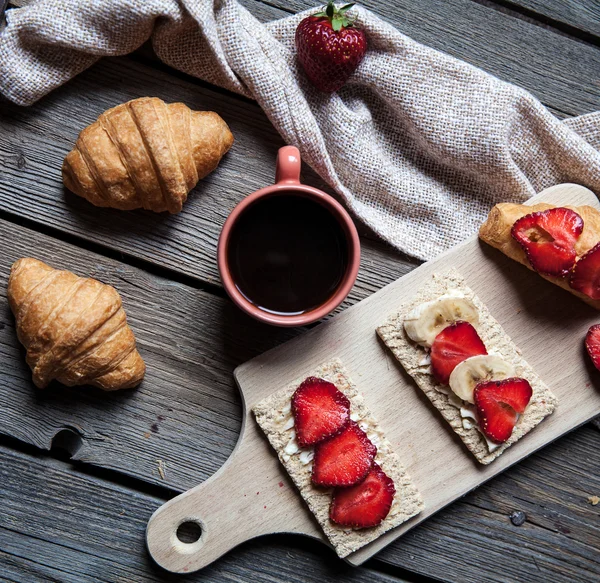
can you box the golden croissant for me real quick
[8,258,146,390]
[62,97,234,213]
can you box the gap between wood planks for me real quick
[1,3,599,581]
[0,436,439,583]
[0,207,231,300]
[2,418,599,583]
[471,0,600,46]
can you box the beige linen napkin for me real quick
[1,0,599,260]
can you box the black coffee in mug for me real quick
[227,192,349,315]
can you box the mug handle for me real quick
[275,146,301,185]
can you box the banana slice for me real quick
[404,292,479,347]
[449,354,515,404]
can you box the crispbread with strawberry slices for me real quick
[252,358,423,558]
[376,269,558,465]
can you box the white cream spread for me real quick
[460,406,477,421]
[278,409,321,469]
[282,416,295,431]
[460,404,500,452]
[462,418,475,430]
[419,354,431,367]
[284,431,299,456]
[277,392,390,467]
[280,426,313,466]
[299,450,314,465]
[416,353,433,374]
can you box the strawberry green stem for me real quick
[314,1,357,31]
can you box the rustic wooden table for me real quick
[1,1,599,582]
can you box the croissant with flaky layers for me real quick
[8,258,146,391]
[62,97,234,213]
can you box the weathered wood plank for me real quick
[2,217,600,582]
[1,427,598,583]
[0,54,417,306]
[378,425,600,583]
[245,0,600,117]
[503,0,600,38]
[0,444,413,583]
[0,217,411,484]
[0,217,294,490]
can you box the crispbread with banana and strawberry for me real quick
[377,269,558,465]
[252,359,424,558]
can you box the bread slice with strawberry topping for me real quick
[252,359,423,558]
[377,269,557,464]
[479,202,600,309]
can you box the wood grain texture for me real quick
[147,184,600,573]
[243,0,600,117]
[378,424,600,583]
[0,217,298,490]
[0,54,417,304]
[0,444,411,583]
[504,0,600,37]
[1,1,600,581]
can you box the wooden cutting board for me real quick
[146,183,600,573]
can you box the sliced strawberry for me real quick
[569,243,600,300]
[430,321,487,385]
[330,463,395,528]
[292,377,350,448]
[474,378,533,444]
[511,207,583,277]
[312,421,376,487]
[585,324,600,371]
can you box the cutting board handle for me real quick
[146,438,272,573]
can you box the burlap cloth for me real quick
[1,0,600,260]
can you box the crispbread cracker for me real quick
[252,359,424,558]
[376,269,557,465]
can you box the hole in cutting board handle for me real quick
[176,521,202,544]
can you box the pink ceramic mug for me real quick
[217,146,361,327]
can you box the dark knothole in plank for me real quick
[176,521,202,544]
[50,427,84,459]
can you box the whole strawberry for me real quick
[295,2,367,93]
